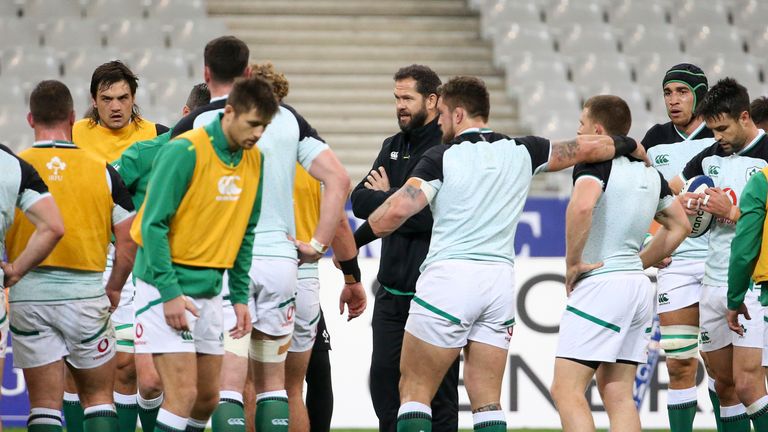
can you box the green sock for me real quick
[748,397,768,431]
[83,406,118,432]
[63,393,84,432]
[138,393,163,431]
[709,387,725,432]
[255,391,289,432]
[397,412,432,432]
[114,392,139,432]
[668,401,697,432]
[185,418,207,432]
[29,408,64,432]
[474,420,506,431]
[212,394,245,431]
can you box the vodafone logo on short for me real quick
[136,323,144,339]
[97,338,109,353]
[286,305,295,321]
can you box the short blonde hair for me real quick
[250,62,289,101]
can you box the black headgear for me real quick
[663,63,708,112]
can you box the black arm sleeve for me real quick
[516,136,551,174]
[0,144,48,195]
[658,170,673,200]
[155,123,170,135]
[681,145,713,180]
[106,164,136,212]
[350,138,394,219]
[572,160,612,191]
[641,124,663,151]
[410,144,448,183]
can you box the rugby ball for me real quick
[681,175,715,238]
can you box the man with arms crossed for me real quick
[351,64,459,432]
[131,77,278,432]
[7,80,135,431]
[642,64,718,431]
[551,95,690,432]
[670,78,768,430]
[362,76,649,431]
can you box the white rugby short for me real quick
[134,279,223,355]
[700,284,764,353]
[290,277,321,353]
[656,259,704,314]
[248,258,297,337]
[0,289,7,359]
[405,260,516,350]
[10,295,115,369]
[104,245,136,353]
[556,272,654,364]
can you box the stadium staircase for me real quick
[206,0,549,191]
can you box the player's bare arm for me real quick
[307,149,351,248]
[105,216,137,311]
[564,178,603,293]
[640,199,690,269]
[330,216,367,320]
[369,177,429,237]
[2,196,64,287]
[547,135,646,172]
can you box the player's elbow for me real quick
[48,218,65,241]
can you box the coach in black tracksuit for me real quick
[351,65,459,432]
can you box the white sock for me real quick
[256,389,287,401]
[113,392,137,406]
[219,390,244,404]
[137,392,163,409]
[28,407,62,426]
[397,401,431,417]
[156,408,188,430]
[63,392,80,403]
[187,417,208,429]
[473,409,506,426]
[720,403,747,419]
[83,404,116,415]
[668,387,698,405]
[747,395,768,415]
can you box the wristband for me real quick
[610,135,637,157]
[354,222,378,248]
[309,238,328,255]
[339,256,361,284]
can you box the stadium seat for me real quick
[620,24,683,57]
[570,53,632,88]
[148,0,207,20]
[702,55,763,92]
[42,18,105,50]
[0,18,43,48]
[0,1,23,18]
[0,105,33,146]
[61,78,94,115]
[0,76,29,107]
[557,25,619,57]
[105,19,169,50]
[493,23,555,67]
[61,47,127,79]
[504,53,569,94]
[575,82,648,115]
[545,1,606,27]
[166,19,228,51]
[515,81,582,123]
[609,1,668,27]
[747,25,768,58]
[86,0,149,19]
[144,79,197,114]
[671,0,731,29]
[731,0,768,33]
[682,26,745,57]
[630,109,656,142]
[480,1,542,40]
[632,52,705,89]
[0,47,61,81]
[22,0,83,19]
[130,49,191,83]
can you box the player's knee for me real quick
[659,325,700,360]
[248,334,291,363]
[195,387,220,415]
[734,370,763,402]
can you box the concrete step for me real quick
[282,74,507,91]
[284,87,514,105]
[249,44,493,62]
[222,15,480,33]
[287,102,517,119]
[311,118,524,136]
[209,0,470,17]
[270,59,499,76]
[237,29,483,47]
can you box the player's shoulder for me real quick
[642,122,678,149]
[172,99,226,137]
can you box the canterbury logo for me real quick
[46,156,66,180]
[658,293,669,304]
[217,176,242,201]
[701,331,710,343]
[707,165,720,176]
[181,331,193,341]
[654,154,670,165]
[272,419,289,426]
[228,418,245,426]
